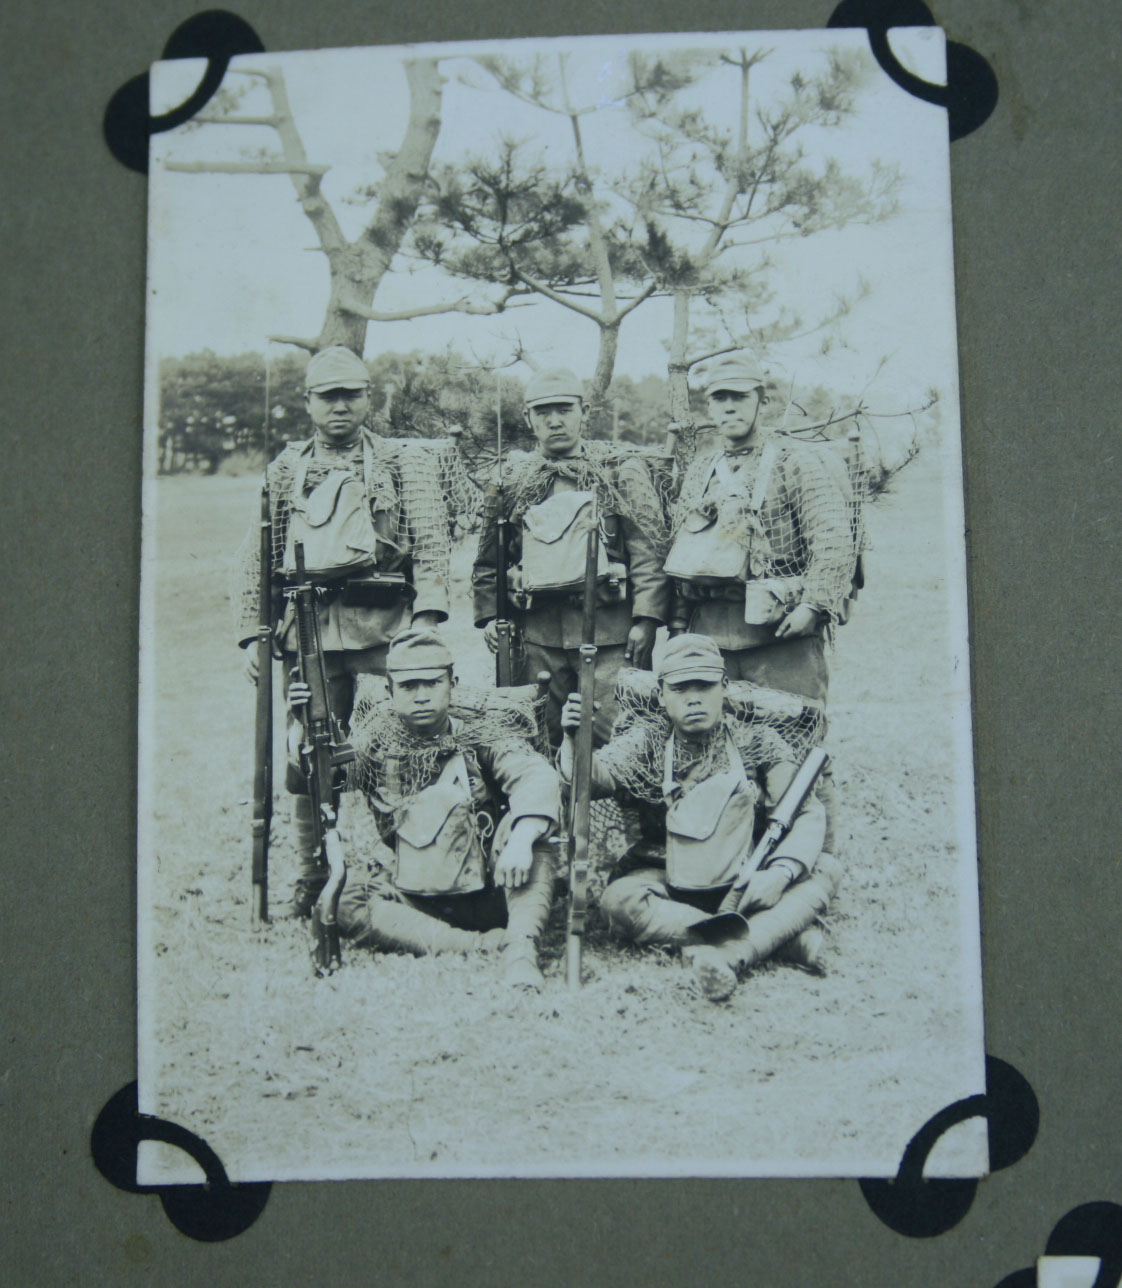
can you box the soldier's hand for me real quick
[624,618,658,669]
[243,649,260,685]
[559,693,583,732]
[774,604,821,639]
[493,834,533,889]
[288,679,311,712]
[483,620,500,655]
[740,865,792,913]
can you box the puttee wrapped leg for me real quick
[291,794,327,918]
[599,868,706,948]
[500,846,555,989]
[337,887,505,956]
[720,852,842,970]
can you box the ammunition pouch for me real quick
[743,576,805,625]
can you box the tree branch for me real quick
[164,161,329,175]
[339,287,531,321]
[192,114,281,127]
[513,268,605,322]
[615,280,658,321]
[266,333,319,352]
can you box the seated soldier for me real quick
[296,630,560,988]
[559,633,842,1002]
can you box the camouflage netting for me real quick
[345,681,548,817]
[597,667,826,806]
[670,426,860,623]
[231,432,452,642]
[483,441,671,555]
[580,668,827,873]
[447,414,679,544]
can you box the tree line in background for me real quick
[157,345,911,477]
[158,346,706,473]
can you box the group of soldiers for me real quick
[236,344,856,1001]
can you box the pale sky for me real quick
[148,28,957,411]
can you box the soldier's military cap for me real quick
[386,629,455,680]
[655,633,727,682]
[305,346,371,392]
[523,368,584,408]
[703,352,766,396]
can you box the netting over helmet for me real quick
[488,441,671,555]
[231,432,452,642]
[596,667,826,806]
[345,681,548,817]
[577,668,826,874]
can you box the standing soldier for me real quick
[472,367,670,747]
[335,630,560,989]
[235,345,450,914]
[666,353,854,702]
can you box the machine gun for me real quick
[250,481,276,924]
[287,541,356,974]
[564,507,599,989]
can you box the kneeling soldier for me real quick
[559,634,841,1001]
[332,630,560,988]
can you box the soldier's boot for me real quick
[772,925,826,975]
[351,898,506,957]
[500,850,554,990]
[291,795,326,918]
[685,854,843,1001]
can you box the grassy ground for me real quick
[137,442,986,1182]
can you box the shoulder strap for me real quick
[289,439,316,500]
[748,440,780,514]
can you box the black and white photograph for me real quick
[137,26,986,1182]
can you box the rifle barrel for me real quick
[566,509,600,990]
[251,481,273,924]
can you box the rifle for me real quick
[251,480,275,924]
[690,745,829,944]
[493,386,515,686]
[565,507,599,989]
[286,541,356,974]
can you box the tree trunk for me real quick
[316,59,445,355]
[586,322,620,434]
[666,290,694,427]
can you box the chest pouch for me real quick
[520,490,610,593]
[664,506,752,585]
[281,441,379,580]
[664,735,759,890]
[393,755,486,896]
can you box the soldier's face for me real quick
[527,399,584,458]
[708,388,762,444]
[389,672,454,734]
[305,385,370,443]
[659,677,727,738]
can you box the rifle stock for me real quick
[289,542,355,975]
[565,514,599,990]
[251,481,274,924]
[494,511,514,686]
